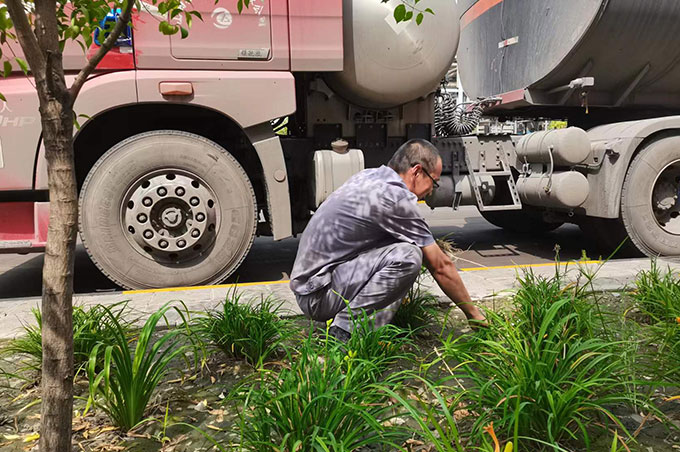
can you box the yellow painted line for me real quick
[123,279,290,295]
[123,260,603,295]
[459,260,602,272]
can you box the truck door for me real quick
[170,0,272,61]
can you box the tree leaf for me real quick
[15,57,28,75]
[404,10,413,21]
[237,0,243,14]
[180,26,188,39]
[393,4,406,23]
[0,92,6,102]
[416,12,424,25]
[425,8,435,15]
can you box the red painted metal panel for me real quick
[0,202,34,240]
[289,0,343,71]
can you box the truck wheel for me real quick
[621,136,680,256]
[79,131,257,289]
[480,209,563,234]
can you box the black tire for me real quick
[79,130,257,289]
[620,136,680,256]
[480,208,563,234]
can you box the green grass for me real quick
[631,260,680,387]
[86,302,194,432]
[392,267,439,331]
[343,318,414,375]
[192,290,292,367]
[2,302,132,373]
[230,318,413,451]
[513,269,598,338]
[438,275,638,451]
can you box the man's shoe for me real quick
[328,326,351,343]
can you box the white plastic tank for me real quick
[324,0,459,109]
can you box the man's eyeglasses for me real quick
[413,162,440,189]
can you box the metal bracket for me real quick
[464,147,522,211]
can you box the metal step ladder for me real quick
[464,147,522,212]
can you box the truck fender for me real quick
[582,115,680,218]
[244,122,292,240]
[35,71,138,189]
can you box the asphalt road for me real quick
[0,206,610,299]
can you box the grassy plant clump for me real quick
[2,302,132,373]
[442,283,635,450]
[393,267,439,331]
[344,316,415,375]
[633,260,680,321]
[86,302,194,432]
[631,260,680,385]
[193,291,291,367]
[231,326,411,451]
[513,270,597,338]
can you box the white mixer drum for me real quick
[324,0,459,109]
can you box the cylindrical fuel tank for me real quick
[516,128,591,167]
[324,0,459,109]
[457,0,680,106]
[517,171,589,209]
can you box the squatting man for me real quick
[290,139,486,341]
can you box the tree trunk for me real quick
[38,96,77,452]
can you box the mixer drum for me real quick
[324,0,459,109]
[457,0,680,107]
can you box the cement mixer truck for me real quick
[0,0,460,289]
[451,0,680,257]
[0,0,675,290]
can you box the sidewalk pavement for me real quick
[0,257,677,339]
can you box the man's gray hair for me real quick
[387,139,441,174]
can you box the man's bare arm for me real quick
[421,243,485,324]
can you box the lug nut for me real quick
[157,187,167,196]
[177,239,186,248]
[143,230,154,239]
[137,213,147,223]
[159,239,169,249]
[175,187,185,196]
[190,197,200,206]
[191,229,200,238]
[196,213,205,222]
[142,197,153,207]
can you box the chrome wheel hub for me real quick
[122,170,219,263]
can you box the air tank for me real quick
[457,0,680,109]
[324,0,459,109]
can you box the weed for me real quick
[86,302,194,432]
[2,302,132,373]
[192,290,292,367]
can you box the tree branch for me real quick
[5,0,46,77]
[69,0,134,102]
